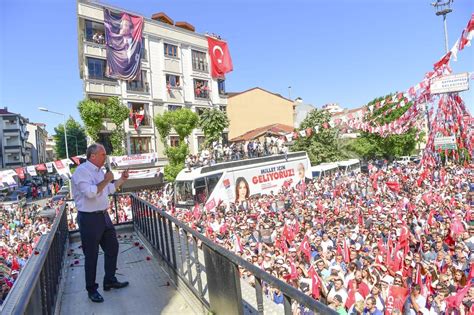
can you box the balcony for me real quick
[1,195,336,315]
[85,80,120,95]
[129,115,152,129]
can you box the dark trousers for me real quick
[77,211,119,293]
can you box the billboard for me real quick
[205,157,311,210]
[430,72,469,94]
[110,153,158,168]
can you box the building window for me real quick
[127,70,149,93]
[219,105,226,113]
[129,103,150,127]
[218,79,225,95]
[165,74,181,88]
[194,79,210,99]
[222,132,229,145]
[85,20,105,44]
[130,137,151,154]
[168,105,182,111]
[141,38,147,60]
[87,57,114,81]
[164,43,178,58]
[169,136,180,147]
[197,136,206,150]
[191,50,208,72]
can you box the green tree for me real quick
[53,117,88,158]
[154,108,199,181]
[347,93,421,160]
[77,96,129,154]
[198,108,229,146]
[105,96,129,155]
[77,99,106,141]
[291,109,345,164]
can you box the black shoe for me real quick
[103,280,129,291]
[88,291,104,303]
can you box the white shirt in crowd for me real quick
[71,161,116,213]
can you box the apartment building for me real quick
[0,107,29,169]
[26,122,48,164]
[77,1,228,158]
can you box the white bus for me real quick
[311,162,339,179]
[337,159,361,173]
[174,152,311,211]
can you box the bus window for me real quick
[175,181,193,205]
[206,173,222,196]
[194,177,207,204]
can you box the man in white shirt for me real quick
[72,143,129,303]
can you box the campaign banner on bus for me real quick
[110,153,158,168]
[205,156,311,211]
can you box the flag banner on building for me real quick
[46,162,54,173]
[26,166,37,177]
[15,168,25,180]
[110,153,158,168]
[104,9,144,80]
[112,167,161,180]
[35,164,47,172]
[206,36,233,79]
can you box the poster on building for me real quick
[46,162,54,173]
[26,166,37,176]
[109,153,158,168]
[104,9,144,80]
[112,167,161,180]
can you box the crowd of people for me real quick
[136,161,473,314]
[0,201,53,304]
[185,137,287,170]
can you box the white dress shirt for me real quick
[71,161,115,213]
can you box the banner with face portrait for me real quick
[104,9,144,80]
[203,155,311,211]
[109,153,158,168]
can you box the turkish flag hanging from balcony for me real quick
[207,36,233,79]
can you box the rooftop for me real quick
[227,87,293,103]
[230,123,294,142]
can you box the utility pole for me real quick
[431,0,454,53]
[288,86,292,100]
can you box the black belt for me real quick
[79,210,106,214]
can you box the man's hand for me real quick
[104,171,114,183]
[120,169,130,181]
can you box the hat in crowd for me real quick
[289,248,297,252]
[381,275,394,285]
[334,294,343,303]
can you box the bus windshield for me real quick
[175,181,193,205]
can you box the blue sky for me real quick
[0,0,473,134]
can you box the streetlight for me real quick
[431,0,454,53]
[38,107,69,162]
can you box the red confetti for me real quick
[134,242,139,246]
[146,256,151,261]
[139,246,144,250]
[34,250,39,255]
[74,260,79,265]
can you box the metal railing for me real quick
[1,203,68,315]
[130,195,336,315]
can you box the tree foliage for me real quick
[198,108,229,146]
[77,99,105,141]
[347,93,421,160]
[154,108,199,181]
[78,96,129,154]
[291,109,345,165]
[53,117,88,158]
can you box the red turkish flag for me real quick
[298,235,311,261]
[207,36,233,78]
[385,285,408,314]
[308,265,320,300]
